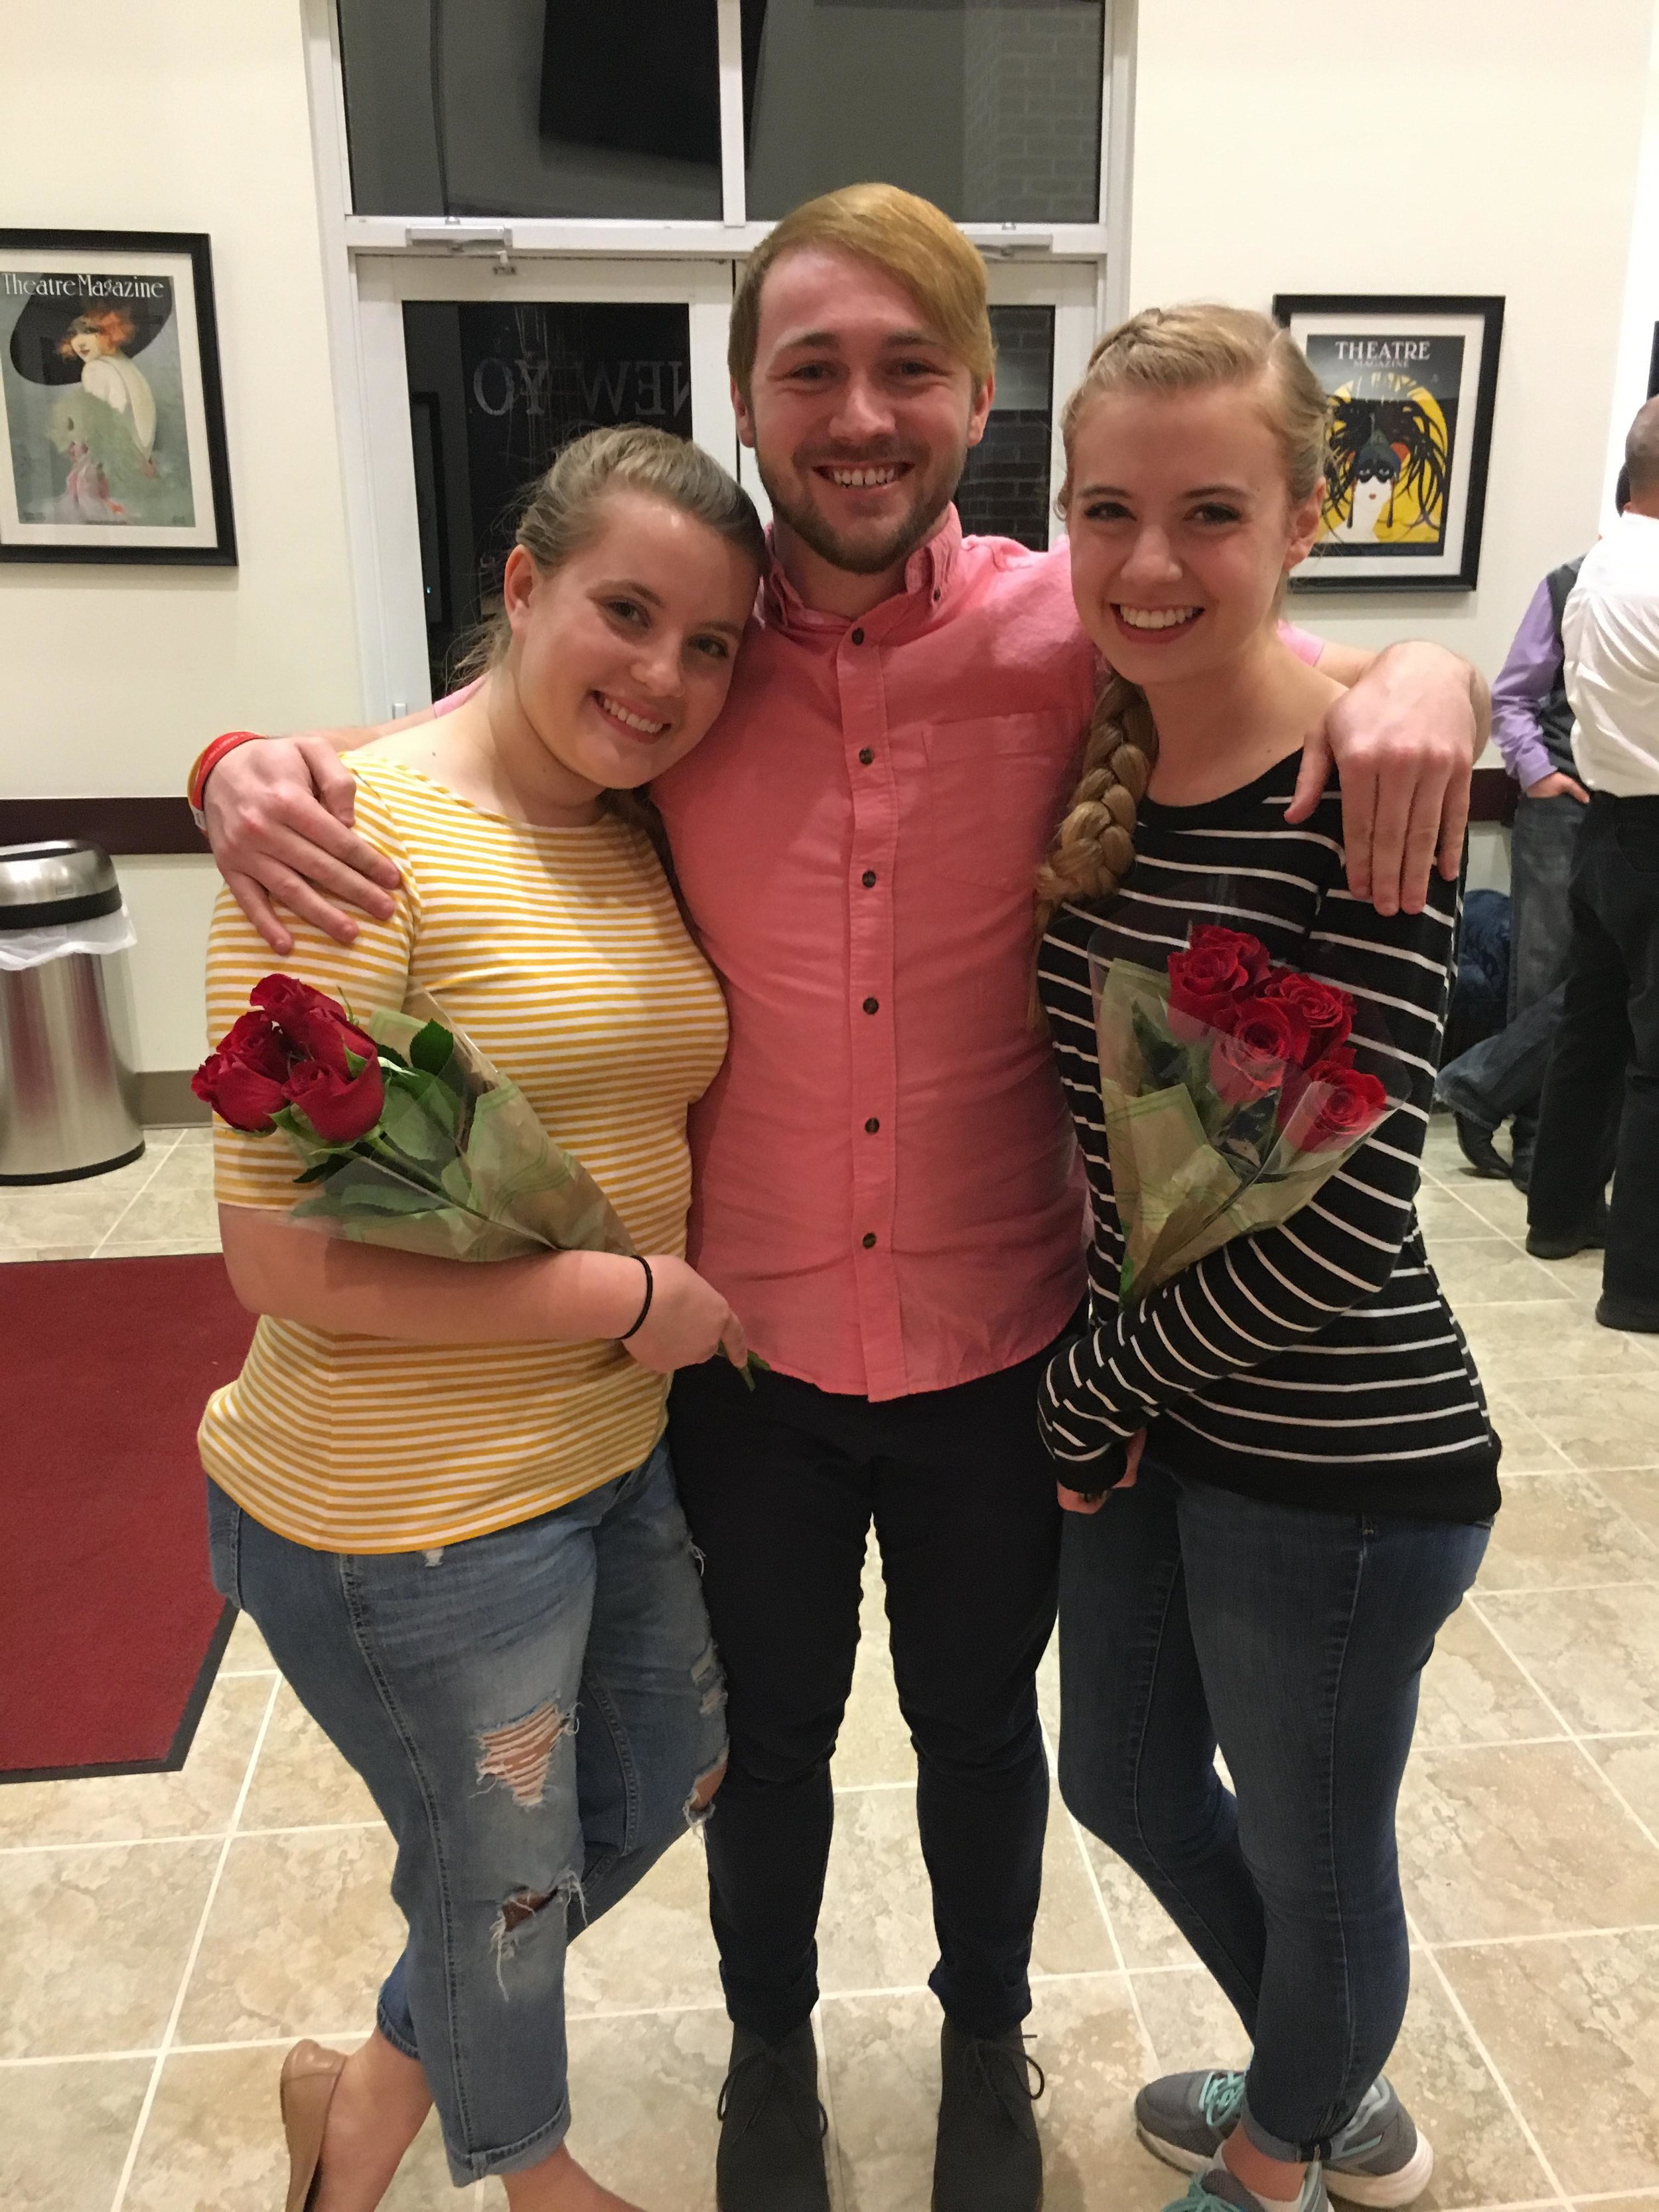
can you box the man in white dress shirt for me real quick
[1526,399,1659,1329]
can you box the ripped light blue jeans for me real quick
[206,1438,727,2185]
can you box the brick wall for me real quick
[962,1,1102,223]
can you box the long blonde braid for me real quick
[1033,674,1157,938]
[1033,303,1330,942]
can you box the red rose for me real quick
[220,1010,294,1083]
[1221,993,1309,1067]
[1167,926,1273,1041]
[252,974,376,1077]
[1281,1054,1390,1152]
[1189,925,1271,984]
[190,1051,291,1134]
[1257,970,1354,1065]
[1210,1032,1283,1107]
[285,1057,386,1146]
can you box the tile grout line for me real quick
[1473,1580,1659,1597]
[1466,1595,1659,1858]
[87,1131,182,1257]
[106,1672,283,2212]
[0,1815,389,1858]
[1038,1715,1159,2071]
[1404,1907,1573,2212]
[1423,1921,1659,1952]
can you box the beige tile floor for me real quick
[5,1116,1659,2211]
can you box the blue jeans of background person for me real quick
[206,1439,726,2187]
[1057,1463,1488,2164]
[1437,791,1583,1175]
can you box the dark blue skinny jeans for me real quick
[1057,1461,1488,2163]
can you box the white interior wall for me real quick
[1129,0,1659,893]
[6,0,1659,1061]
[0,0,362,1071]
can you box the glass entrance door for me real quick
[354,256,739,713]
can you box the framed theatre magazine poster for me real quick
[1273,294,1503,593]
[0,230,236,564]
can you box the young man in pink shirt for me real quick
[200,188,1482,2212]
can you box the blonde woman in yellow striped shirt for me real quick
[197,429,765,2212]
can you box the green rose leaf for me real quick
[410,1019,457,1076]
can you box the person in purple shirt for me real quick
[1435,469,1628,1187]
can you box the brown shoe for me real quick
[280,2040,348,2212]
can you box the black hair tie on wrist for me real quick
[617,1255,654,1341]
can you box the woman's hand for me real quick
[1058,1430,1145,1514]
[621,1255,749,1376]
[202,734,401,955]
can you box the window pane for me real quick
[402,301,693,694]
[954,306,1054,550]
[339,1,723,220]
[744,0,1103,224]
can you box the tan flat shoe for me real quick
[279,2039,348,2212]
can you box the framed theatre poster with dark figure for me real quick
[1272,294,1504,593]
[0,230,236,565]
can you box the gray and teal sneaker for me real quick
[1135,2071,1433,2209]
[1157,2164,1331,2212]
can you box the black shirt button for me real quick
[858,747,875,766]
[861,869,877,888]
[851,627,865,644]
[865,1116,880,1134]
[861,1232,877,1248]
[862,995,879,1015]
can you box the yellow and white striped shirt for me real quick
[198,755,729,1552]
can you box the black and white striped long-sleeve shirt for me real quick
[1037,753,1501,1522]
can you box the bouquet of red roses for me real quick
[1089,921,1401,1303]
[193,974,639,1264]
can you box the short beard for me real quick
[757,454,962,577]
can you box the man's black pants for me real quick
[668,1341,1064,2045]
[1528,792,1659,1303]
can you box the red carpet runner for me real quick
[1,1253,255,1781]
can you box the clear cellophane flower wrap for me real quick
[1088,918,1408,1306]
[283,988,638,1264]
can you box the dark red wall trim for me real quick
[0,798,203,855]
[1,780,1517,858]
[1469,767,1517,825]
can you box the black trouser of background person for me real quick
[1528,792,1659,1319]
[1437,790,1585,1185]
[668,1336,1066,2046]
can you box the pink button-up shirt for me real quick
[656,515,1098,1400]
[443,513,1320,1404]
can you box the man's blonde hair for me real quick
[728,183,995,400]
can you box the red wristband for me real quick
[186,729,265,814]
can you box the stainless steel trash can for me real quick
[0,841,145,1184]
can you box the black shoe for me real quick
[1526,1220,1607,1260]
[932,2020,1045,2212]
[1597,1292,1659,1333]
[1452,1112,1510,1179]
[716,2022,830,2212]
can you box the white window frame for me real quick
[299,0,1135,713]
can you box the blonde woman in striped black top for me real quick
[1032,313,1497,2212]
[197,428,765,2212]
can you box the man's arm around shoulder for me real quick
[199,702,445,954]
